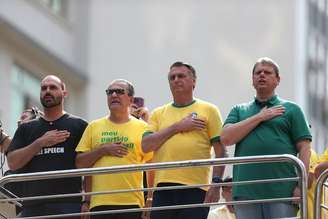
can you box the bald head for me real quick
[40,75,67,109]
[41,75,66,91]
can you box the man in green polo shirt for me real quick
[220,57,311,219]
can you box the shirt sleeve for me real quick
[319,148,328,163]
[223,105,240,126]
[289,104,312,143]
[143,108,160,136]
[6,124,26,153]
[207,105,223,144]
[75,124,93,152]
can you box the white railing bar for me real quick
[15,197,300,219]
[0,187,22,207]
[0,155,303,184]
[320,204,328,211]
[315,168,328,219]
[0,155,306,218]
[0,177,299,203]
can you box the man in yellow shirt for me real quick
[76,79,152,219]
[142,61,226,219]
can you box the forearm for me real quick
[83,176,92,201]
[297,141,311,175]
[0,137,11,153]
[221,114,263,146]
[212,142,226,178]
[7,139,43,170]
[76,148,105,168]
[142,124,179,153]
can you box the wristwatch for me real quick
[212,176,223,184]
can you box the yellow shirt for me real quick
[298,149,319,219]
[76,116,152,209]
[145,99,223,189]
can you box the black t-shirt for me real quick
[7,114,88,206]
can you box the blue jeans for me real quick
[235,197,297,219]
[20,202,81,218]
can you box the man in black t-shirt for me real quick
[7,75,87,217]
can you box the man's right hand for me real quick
[258,105,285,122]
[175,114,206,133]
[101,142,128,157]
[38,129,70,148]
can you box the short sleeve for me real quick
[7,125,26,153]
[207,105,223,143]
[143,108,160,136]
[289,105,312,143]
[75,124,93,152]
[223,105,240,126]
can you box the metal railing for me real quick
[314,168,328,219]
[0,154,307,219]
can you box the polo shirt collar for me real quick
[254,95,279,107]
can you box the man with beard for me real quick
[6,75,88,217]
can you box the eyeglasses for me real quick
[105,88,126,96]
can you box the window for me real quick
[9,65,41,134]
[39,0,68,17]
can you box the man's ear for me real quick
[129,96,134,104]
[63,90,68,98]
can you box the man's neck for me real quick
[173,94,194,106]
[109,110,130,124]
[256,91,275,102]
[43,106,65,121]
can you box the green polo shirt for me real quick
[224,95,311,200]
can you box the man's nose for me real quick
[172,75,180,81]
[111,91,119,97]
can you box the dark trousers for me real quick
[150,183,209,219]
[20,202,81,218]
[90,205,141,219]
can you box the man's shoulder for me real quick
[89,116,108,125]
[231,100,255,110]
[278,98,299,107]
[65,113,87,122]
[151,102,173,113]
[194,98,217,108]
[63,114,88,128]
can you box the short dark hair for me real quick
[252,57,280,76]
[170,61,197,79]
[110,79,135,96]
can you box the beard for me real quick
[40,94,62,108]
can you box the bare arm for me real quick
[292,139,311,202]
[75,143,128,168]
[221,105,285,146]
[315,162,328,179]
[142,114,206,153]
[7,130,70,171]
[296,139,311,175]
[0,136,11,153]
[81,176,92,219]
[204,141,226,203]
